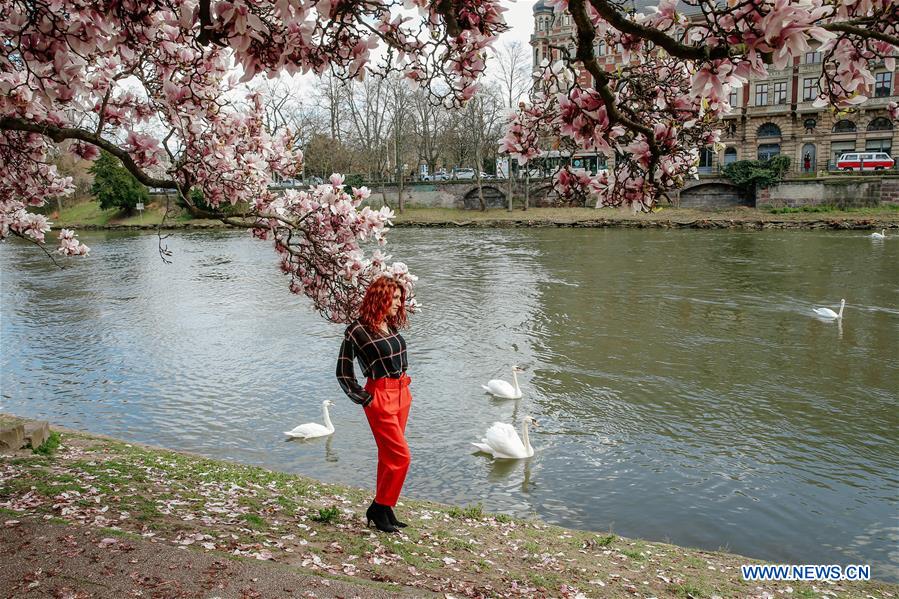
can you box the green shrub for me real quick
[89,151,149,215]
[723,155,791,200]
[448,503,485,520]
[32,431,61,456]
[343,174,365,193]
[311,506,340,524]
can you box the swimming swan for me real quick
[284,400,335,439]
[472,417,537,459]
[482,366,523,399]
[870,229,886,239]
[812,299,845,320]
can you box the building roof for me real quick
[533,0,704,15]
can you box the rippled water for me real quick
[2,228,897,580]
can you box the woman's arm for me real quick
[336,330,373,407]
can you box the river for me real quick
[1,227,897,580]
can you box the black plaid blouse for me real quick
[336,320,407,406]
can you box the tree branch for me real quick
[0,117,177,189]
[569,0,653,140]
[586,0,732,61]
[822,22,899,47]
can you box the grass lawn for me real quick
[1,416,896,598]
[46,199,899,229]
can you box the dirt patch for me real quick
[0,519,419,598]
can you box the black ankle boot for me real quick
[365,501,398,533]
[386,506,408,528]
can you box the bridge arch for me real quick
[679,179,748,208]
[462,185,506,209]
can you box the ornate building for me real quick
[531,0,899,173]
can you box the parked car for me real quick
[422,170,450,181]
[453,168,475,180]
[836,152,895,172]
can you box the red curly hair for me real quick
[358,276,407,333]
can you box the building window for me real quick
[866,138,892,154]
[804,118,817,132]
[874,72,893,98]
[698,147,715,173]
[802,78,818,101]
[728,87,740,107]
[831,141,855,165]
[832,119,856,133]
[773,81,787,104]
[724,147,738,165]
[595,40,606,56]
[805,51,822,63]
[867,117,893,132]
[758,143,781,160]
[757,122,782,138]
[755,83,769,106]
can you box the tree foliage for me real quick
[723,156,792,198]
[89,151,149,215]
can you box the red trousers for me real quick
[364,374,412,507]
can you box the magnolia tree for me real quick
[0,0,507,319]
[500,0,899,210]
[1,0,897,318]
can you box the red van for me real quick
[836,152,895,171]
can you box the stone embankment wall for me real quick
[756,176,899,209]
[370,175,899,210]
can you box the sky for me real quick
[258,2,538,97]
[497,0,536,50]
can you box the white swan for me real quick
[472,417,537,459]
[284,400,335,439]
[812,298,845,320]
[482,366,523,399]
[870,229,886,239]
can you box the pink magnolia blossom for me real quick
[1,0,896,290]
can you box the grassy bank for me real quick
[1,417,895,598]
[390,205,899,227]
[47,199,899,230]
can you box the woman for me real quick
[336,276,412,533]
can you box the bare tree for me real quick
[491,42,531,211]
[462,86,505,211]
[492,41,532,110]
[342,77,392,182]
[315,73,344,144]
[410,87,445,175]
[254,77,326,176]
[385,75,413,212]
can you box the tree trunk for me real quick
[524,171,529,211]
[474,148,485,211]
[380,181,390,209]
[506,158,513,211]
[398,168,405,214]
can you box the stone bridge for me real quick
[675,177,748,208]
[378,176,747,209]
[377,180,526,209]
